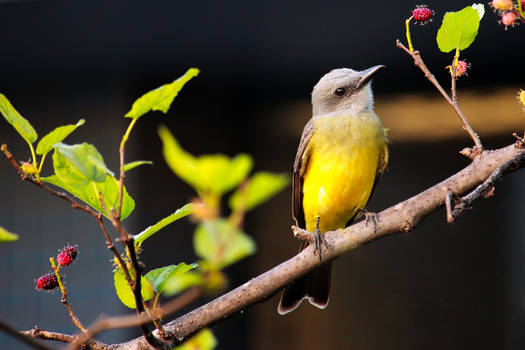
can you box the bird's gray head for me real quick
[311,65,385,116]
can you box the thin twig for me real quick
[396,40,483,154]
[0,319,56,350]
[49,258,87,333]
[69,288,203,350]
[1,144,132,285]
[21,326,110,350]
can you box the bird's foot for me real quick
[358,209,380,233]
[313,217,328,261]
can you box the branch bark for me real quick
[110,142,524,349]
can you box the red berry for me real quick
[413,5,433,22]
[36,273,58,291]
[57,245,77,267]
[501,11,518,27]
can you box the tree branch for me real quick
[108,142,524,349]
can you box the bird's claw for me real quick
[313,229,328,261]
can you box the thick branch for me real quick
[112,143,524,349]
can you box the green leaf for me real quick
[162,271,203,296]
[113,267,154,309]
[36,119,85,156]
[194,219,256,269]
[0,94,37,144]
[229,172,289,212]
[123,160,153,172]
[42,173,135,220]
[53,143,114,186]
[436,6,482,53]
[0,226,19,242]
[471,3,485,20]
[159,126,253,196]
[125,68,199,120]
[144,263,198,294]
[172,328,217,350]
[134,203,194,246]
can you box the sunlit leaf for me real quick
[125,68,199,120]
[194,219,256,269]
[113,267,154,309]
[436,5,482,53]
[42,174,135,220]
[53,143,114,186]
[229,172,289,212]
[123,160,153,172]
[0,94,37,144]
[0,226,19,242]
[172,328,217,350]
[471,3,485,19]
[134,203,193,246]
[159,126,253,196]
[144,263,198,294]
[36,119,85,156]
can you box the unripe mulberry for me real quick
[456,60,469,77]
[36,273,58,291]
[501,11,518,28]
[490,0,514,11]
[57,245,77,267]
[412,5,433,23]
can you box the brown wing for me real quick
[292,118,316,229]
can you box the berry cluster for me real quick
[490,0,524,29]
[412,5,434,25]
[35,245,78,291]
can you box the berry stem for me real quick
[405,16,414,52]
[49,257,87,334]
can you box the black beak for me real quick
[356,65,385,90]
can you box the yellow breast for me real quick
[302,110,387,233]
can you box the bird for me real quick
[277,66,389,315]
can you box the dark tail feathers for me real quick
[277,260,332,315]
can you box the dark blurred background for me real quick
[1,1,524,349]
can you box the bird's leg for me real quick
[313,216,328,261]
[357,209,380,233]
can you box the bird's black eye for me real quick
[334,87,346,96]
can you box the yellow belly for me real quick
[302,112,386,233]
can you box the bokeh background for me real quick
[1,1,524,349]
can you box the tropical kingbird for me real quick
[278,66,389,314]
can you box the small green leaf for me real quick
[53,143,114,186]
[436,6,482,53]
[123,160,153,172]
[134,203,194,246]
[0,226,19,242]
[144,263,198,294]
[159,126,253,196]
[42,174,135,220]
[125,68,199,120]
[36,119,85,156]
[0,94,37,144]
[194,219,256,268]
[472,3,485,20]
[173,328,217,350]
[113,267,154,309]
[229,172,289,212]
